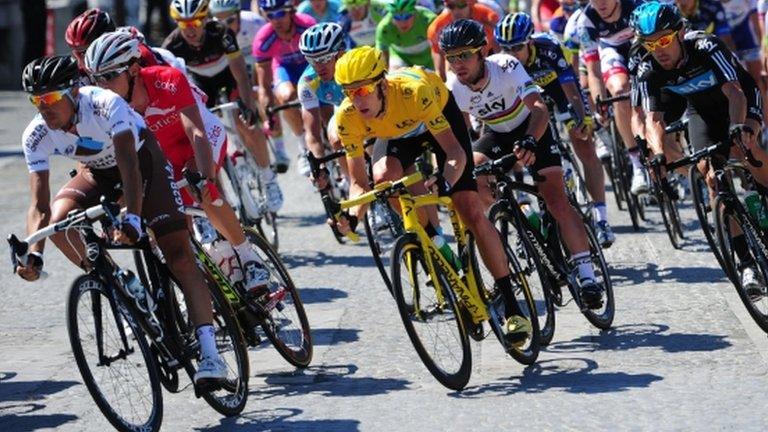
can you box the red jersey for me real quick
[139,44,164,67]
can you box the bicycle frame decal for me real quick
[194,244,241,307]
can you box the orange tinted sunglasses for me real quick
[342,81,380,98]
[176,18,205,29]
[641,30,678,51]
[29,89,70,107]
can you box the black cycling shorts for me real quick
[191,69,237,108]
[473,116,562,174]
[371,94,477,193]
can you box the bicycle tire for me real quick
[489,204,556,346]
[580,223,616,329]
[690,165,729,279]
[244,228,313,367]
[617,146,642,231]
[199,275,250,416]
[608,122,626,211]
[390,234,472,391]
[658,192,682,250]
[714,197,768,333]
[67,274,163,432]
[363,206,394,296]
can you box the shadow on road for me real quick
[198,407,361,431]
[454,357,662,397]
[610,262,727,286]
[311,328,361,346]
[282,252,376,269]
[297,287,349,304]
[545,323,731,354]
[0,371,80,430]
[250,364,411,400]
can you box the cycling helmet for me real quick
[22,56,80,94]
[387,0,416,13]
[210,0,241,14]
[259,0,290,12]
[439,19,487,52]
[65,9,116,49]
[115,26,146,43]
[334,46,387,85]
[630,1,683,37]
[84,32,141,75]
[170,0,210,20]
[300,23,346,57]
[495,12,534,47]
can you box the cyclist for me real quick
[496,13,616,248]
[85,31,273,296]
[18,55,228,383]
[163,0,284,213]
[427,0,500,80]
[253,0,317,176]
[631,2,768,291]
[531,0,562,31]
[298,0,343,22]
[339,0,386,48]
[578,0,650,195]
[332,46,538,345]
[209,0,268,72]
[441,19,605,308]
[298,22,350,190]
[375,0,437,70]
[675,0,736,49]
[550,0,580,41]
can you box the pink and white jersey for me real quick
[252,13,316,72]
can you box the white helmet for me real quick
[170,0,210,20]
[84,31,141,75]
[299,23,346,57]
[209,0,241,14]
[115,26,146,43]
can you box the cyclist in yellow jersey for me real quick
[331,46,533,344]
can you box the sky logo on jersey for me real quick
[664,71,718,95]
[74,137,105,156]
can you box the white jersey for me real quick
[348,14,378,47]
[238,11,267,64]
[152,47,188,75]
[447,54,539,133]
[22,86,146,173]
[564,8,586,51]
[722,0,757,26]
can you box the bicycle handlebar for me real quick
[596,92,630,106]
[664,119,688,135]
[266,100,301,117]
[473,153,520,177]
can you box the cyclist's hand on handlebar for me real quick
[113,213,142,245]
[513,135,537,167]
[16,252,43,281]
[328,212,358,235]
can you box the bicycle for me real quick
[665,141,768,332]
[475,153,616,344]
[178,171,313,368]
[327,160,541,391]
[8,200,249,432]
[596,93,645,231]
[211,97,282,249]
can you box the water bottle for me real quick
[192,217,218,245]
[432,235,462,271]
[118,269,154,313]
[521,203,547,239]
[204,240,243,282]
[745,191,768,230]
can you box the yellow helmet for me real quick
[334,46,387,86]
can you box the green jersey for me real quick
[375,6,436,68]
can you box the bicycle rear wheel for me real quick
[391,234,471,391]
[617,146,642,231]
[579,224,616,329]
[690,165,729,278]
[658,192,684,249]
[245,228,313,367]
[714,197,768,333]
[67,274,163,432]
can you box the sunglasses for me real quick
[445,2,468,9]
[445,47,481,64]
[307,52,338,65]
[29,88,71,107]
[176,18,205,29]
[501,43,527,53]
[641,30,678,51]
[393,13,414,21]
[265,8,291,20]
[91,66,129,84]
[216,14,238,25]
[342,80,380,98]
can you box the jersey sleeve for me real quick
[577,13,599,62]
[427,14,445,53]
[22,120,53,173]
[375,18,390,52]
[336,102,367,158]
[100,91,143,149]
[158,67,197,109]
[637,65,665,113]
[550,41,577,84]
[415,82,450,135]
[496,55,538,99]
[696,36,740,84]
[222,27,241,59]
[297,71,321,110]
[252,25,273,63]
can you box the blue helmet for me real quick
[258,0,289,12]
[495,12,534,47]
[630,1,683,37]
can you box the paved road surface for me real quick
[1,91,767,431]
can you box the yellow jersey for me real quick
[336,67,451,158]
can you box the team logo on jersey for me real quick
[664,71,718,95]
[396,119,417,129]
[477,98,507,117]
[25,124,48,153]
[428,116,448,129]
[154,80,178,94]
[146,105,177,117]
[471,94,482,103]
[74,137,105,156]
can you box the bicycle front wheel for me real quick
[245,228,313,367]
[580,224,616,329]
[658,192,684,250]
[690,165,729,278]
[391,234,471,391]
[67,274,163,432]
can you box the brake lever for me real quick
[321,195,359,242]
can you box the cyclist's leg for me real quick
[49,170,105,267]
[471,129,505,209]
[569,130,605,203]
[273,76,304,139]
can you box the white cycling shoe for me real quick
[194,354,228,384]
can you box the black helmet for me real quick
[22,56,80,94]
[439,19,487,52]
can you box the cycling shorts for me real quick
[54,131,187,238]
[473,116,562,175]
[599,43,630,81]
[731,17,761,62]
[192,69,237,108]
[371,94,477,194]
[274,63,306,88]
[172,136,228,206]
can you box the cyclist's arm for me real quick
[255,60,274,119]
[585,59,607,104]
[432,129,466,187]
[432,51,446,81]
[179,104,215,179]
[302,107,326,158]
[346,153,371,220]
[113,130,143,216]
[228,54,257,111]
[721,81,748,125]
[644,111,666,156]
[25,170,51,254]
[562,81,587,120]
[521,92,550,140]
